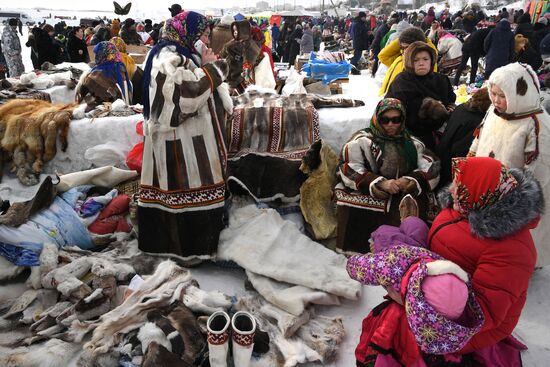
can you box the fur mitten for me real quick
[418,97,449,121]
[371,182,390,200]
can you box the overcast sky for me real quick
[9,0,318,11]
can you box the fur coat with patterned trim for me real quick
[469,62,550,266]
[431,167,542,353]
[335,129,440,253]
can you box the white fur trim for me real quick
[402,175,422,195]
[369,176,386,198]
[216,82,234,114]
[426,260,469,283]
[138,322,172,353]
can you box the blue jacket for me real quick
[272,25,280,41]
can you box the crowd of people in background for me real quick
[0,3,550,366]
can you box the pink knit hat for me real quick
[422,273,468,320]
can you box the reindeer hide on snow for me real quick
[235,294,345,366]
[218,201,362,300]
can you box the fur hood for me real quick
[488,62,541,115]
[438,168,544,239]
[403,41,437,74]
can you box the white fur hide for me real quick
[181,285,231,315]
[71,260,191,360]
[246,271,340,316]
[217,203,362,300]
[138,322,172,353]
[0,338,82,367]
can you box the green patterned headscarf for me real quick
[365,98,418,172]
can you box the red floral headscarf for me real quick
[451,157,518,215]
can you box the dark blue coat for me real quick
[271,25,280,41]
[353,18,369,51]
[484,20,515,77]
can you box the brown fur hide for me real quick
[299,140,339,240]
[464,87,491,113]
[418,97,450,121]
[0,99,78,185]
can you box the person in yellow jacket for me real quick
[109,36,137,79]
[378,27,438,96]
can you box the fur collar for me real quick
[438,169,544,239]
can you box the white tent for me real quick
[252,10,275,18]
[277,9,314,17]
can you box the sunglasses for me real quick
[379,115,403,125]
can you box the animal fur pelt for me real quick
[235,294,345,366]
[0,176,56,227]
[418,96,450,121]
[0,338,83,367]
[246,271,340,317]
[217,200,362,300]
[0,99,79,186]
[438,168,544,239]
[70,260,193,361]
[299,140,339,240]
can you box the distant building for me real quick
[256,1,269,10]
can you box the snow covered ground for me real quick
[1,25,550,367]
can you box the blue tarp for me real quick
[303,52,352,84]
[0,187,95,266]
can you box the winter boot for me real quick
[207,311,231,367]
[231,311,256,367]
[399,194,419,222]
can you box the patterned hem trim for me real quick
[335,188,389,212]
[139,183,225,210]
[208,331,230,345]
[233,332,255,347]
[228,149,310,161]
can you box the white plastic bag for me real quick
[281,68,307,96]
[84,141,130,168]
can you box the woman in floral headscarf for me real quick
[335,98,440,253]
[75,41,132,108]
[138,11,232,262]
[109,36,136,79]
[429,156,542,365]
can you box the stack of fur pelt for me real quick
[0,241,233,367]
[0,99,84,185]
[0,238,347,367]
[0,79,52,103]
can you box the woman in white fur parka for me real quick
[469,62,550,267]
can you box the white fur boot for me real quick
[231,311,256,367]
[207,311,231,367]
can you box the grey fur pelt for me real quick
[437,168,544,239]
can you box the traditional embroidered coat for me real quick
[469,62,550,266]
[138,46,232,260]
[335,129,440,253]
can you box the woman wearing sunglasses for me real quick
[335,98,440,253]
